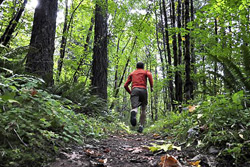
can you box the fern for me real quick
[208,54,238,91]
[3,46,30,58]
[208,46,250,92]
[241,45,250,78]
[207,70,234,90]
[220,56,248,90]
[49,81,107,114]
[0,46,37,74]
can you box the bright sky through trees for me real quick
[26,0,64,23]
[26,0,38,9]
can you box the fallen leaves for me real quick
[52,133,220,167]
[59,151,82,161]
[84,149,101,158]
[197,114,203,119]
[30,88,37,96]
[189,160,201,167]
[103,148,110,153]
[98,158,107,164]
[146,143,181,153]
[159,155,182,167]
[84,149,108,166]
[153,133,161,139]
[132,147,144,154]
[123,146,145,154]
[239,134,244,139]
[188,105,196,112]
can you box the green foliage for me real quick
[1,0,250,165]
[50,81,107,115]
[0,74,109,166]
[208,45,250,92]
[0,46,33,74]
[147,108,192,141]
[148,91,250,164]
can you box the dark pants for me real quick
[130,88,147,125]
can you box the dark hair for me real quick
[136,62,144,69]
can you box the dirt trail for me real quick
[49,132,215,167]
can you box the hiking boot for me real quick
[130,110,137,126]
[138,125,143,133]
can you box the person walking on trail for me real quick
[124,62,153,133]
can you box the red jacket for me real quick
[124,68,153,94]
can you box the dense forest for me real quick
[0,0,250,166]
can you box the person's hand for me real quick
[151,87,153,92]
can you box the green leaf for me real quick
[0,92,16,101]
[9,86,17,91]
[8,99,20,104]
[232,90,243,104]
[146,143,181,152]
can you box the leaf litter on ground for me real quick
[49,133,218,167]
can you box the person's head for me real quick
[136,62,144,69]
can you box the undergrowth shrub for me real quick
[50,81,106,115]
[0,74,108,167]
[148,91,250,165]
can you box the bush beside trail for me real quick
[148,91,250,166]
[0,75,111,167]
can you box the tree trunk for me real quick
[146,49,153,120]
[155,2,167,113]
[224,25,232,89]
[202,53,206,99]
[109,37,137,110]
[182,0,185,32]
[182,0,185,63]
[184,0,192,101]
[159,0,168,112]
[0,0,27,46]
[73,16,94,82]
[190,0,195,99]
[171,0,178,106]
[0,0,4,6]
[112,35,131,94]
[91,0,108,100]
[156,2,165,78]
[162,0,174,110]
[154,64,158,121]
[57,0,68,79]
[57,0,85,79]
[176,0,183,103]
[25,0,58,86]
[214,18,218,95]
[113,35,121,96]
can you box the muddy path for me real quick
[49,132,217,167]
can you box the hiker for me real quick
[124,62,153,133]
